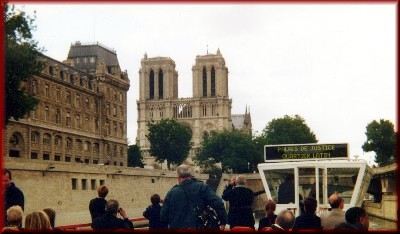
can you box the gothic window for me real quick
[211,67,216,97]
[66,91,71,104]
[44,106,50,121]
[56,88,60,102]
[45,84,50,98]
[31,131,39,143]
[149,70,154,100]
[202,67,207,97]
[32,80,37,95]
[66,112,71,126]
[55,109,61,124]
[159,69,163,99]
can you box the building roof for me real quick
[232,114,246,129]
[67,41,119,66]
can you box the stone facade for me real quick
[5,42,130,167]
[136,49,252,167]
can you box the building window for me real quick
[120,124,124,136]
[211,67,216,97]
[90,57,95,63]
[76,94,81,107]
[113,105,117,117]
[85,115,89,130]
[49,66,54,76]
[45,84,50,98]
[106,122,110,135]
[83,141,89,151]
[95,118,99,132]
[119,93,123,102]
[54,136,62,146]
[32,80,37,95]
[31,131,39,143]
[43,134,51,145]
[55,109,61,124]
[113,146,117,157]
[43,153,50,160]
[159,69,163,99]
[65,156,71,162]
[66,112,71,126]
[75,157,81,163]
[91,179,96,190]
[203,67,208,97]
[72,178,77,190]
[56,88,60,102]
[85,98,90,109]
[55,155,61,161]
[94,143,99,153]
[66,138,72,149]
[106,104,110,115]
[84,159,89,164]
[76,114,81,128]
[149,70,154,100]
[66,91,71,104]
[76,57,80,64]
[100,180,105,186]
[120,147,124,157]
[83,57,87,63]
[120,106,124,118]
[93,160,98,164]
[95,100,99,113]
[76,140,83,150]
[114,122,117,136]
[113,90,117,101]
[31,152,38,159]
[113,162,117,166]
[44,106,49,121]
[120,162,123,166]
[31,110,37,119]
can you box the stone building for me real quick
[136,49,252,167]
[5,42,130,167]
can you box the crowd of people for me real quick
[2,166,370,232]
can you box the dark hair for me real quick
[265,199,276,212]
[42,208,56,228]
[330,197,343,209]
[4,168,12,179]
[304,196,317,213]
[150,194,161,205]
[345,207,367,224]
[97,185,109,198]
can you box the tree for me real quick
[362,119,396,166]
[127,144,144,168]
[259,115,318,145]
[4,3,45,124]
[146,119,192,170]
[195,129,259,173]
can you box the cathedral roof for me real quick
[232,114,246,130]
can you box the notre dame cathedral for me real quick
[136,49,252,168]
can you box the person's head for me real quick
[275,210,295,230]
[329,193,344,209]
[105,199,120,215]
[42,208,56,228]
[235,175,246,186]
[6,205,23,227]
[97,185,109,199]
[304,196,317,214]
[3,168,12,189]
[265,199,276,217]
[177,164,192,179]
[150,194,161,205]
[25,210,52,230]
[345,207,369,229]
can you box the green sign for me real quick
[264,143,348,162]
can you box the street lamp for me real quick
[248,162,250,171]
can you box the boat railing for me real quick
[56,217,148,231]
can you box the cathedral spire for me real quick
[217,48,221,55]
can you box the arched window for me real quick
[31,131,40,143]
[55,109,61,124]
[43,133,51,145]
[202,67,207,97]
[32,80,37,95]
[54,135,62,146]
[44,84,49,97]
[159,69,163,99]
[149,70,154,99]
[66,112,71,126]
[66,138,72,149]
[76,114,81,128]
[66,91,71,104]
[211,67,216,97]
[120,147,124,157]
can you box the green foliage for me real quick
[127,144,144,168]
[260,115,318,145]
[146,119,192,170]
[362,119,396,166]
[4,3,45,124]
[195,129,259,173]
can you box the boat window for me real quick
[263,168,295,204]
[298,167,316,202]
[326,167,360,204]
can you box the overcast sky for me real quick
[18,3,396,166]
